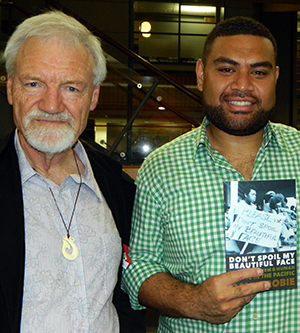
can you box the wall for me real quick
[261,11,297,127]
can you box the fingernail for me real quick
[265,282,271,290]
[257,268,263,275]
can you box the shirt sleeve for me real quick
[121,160,167,310]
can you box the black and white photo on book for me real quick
[224,179,297,290]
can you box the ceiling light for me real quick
[140,21,152,38]
[181,5,216,15]
[142,144,150,153]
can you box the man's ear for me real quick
[90,86,100,111]
[275,65,279,82]
[195,59,205,92]
[6,76,13,105]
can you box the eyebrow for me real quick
[21,75,86,85]
[213,57,273,68]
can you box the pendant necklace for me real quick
[48,150,82,261]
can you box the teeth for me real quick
[227,101,252,106]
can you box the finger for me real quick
[224,268,265,285]
[232,280,271,301]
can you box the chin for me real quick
[29,138,74,154]
[25,126,76,154]
[204,101,274,136]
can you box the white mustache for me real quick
[25,109,75,125]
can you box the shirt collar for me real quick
[193,117,289,159]
[14,130,36,184]
[14,131,101,199]
[193,117,211,159]
[263,121,290,152]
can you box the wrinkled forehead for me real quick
[14,36,95,84]
[18,35,87,56]
[16,36,94,67]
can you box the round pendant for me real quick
[62,236,79,260]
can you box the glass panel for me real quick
[220,7,225,21]
[180,5,216,17]
[135,33,178,59]
[180,22,215,35]
[180,35,207,60]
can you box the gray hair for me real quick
[3,10,107,86]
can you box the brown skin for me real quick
[139,269,270,325]
[197,35,279,130]
[196,35,279,180]
[138,35,277,324]
[7,36,100,185]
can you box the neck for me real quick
[206,123,264,180]
[18,132,84,185]
[206,123,264,154]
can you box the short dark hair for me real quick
[202,16,277,64]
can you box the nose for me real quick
[38,86,64,113]
[230,72,254,92]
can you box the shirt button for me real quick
[74,281,80,287]
[252,314,258,320]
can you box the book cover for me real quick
[224,179,297,290]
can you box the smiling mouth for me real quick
[226,100,253,106]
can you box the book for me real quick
[224,179,297,290]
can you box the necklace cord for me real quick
[48,150,83,238]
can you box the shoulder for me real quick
[0,131,15,155]
[142,128,198,168]
[0,131,19,172]
[269,122,300,150]
[137,128,198,183]
[270,122,300,137]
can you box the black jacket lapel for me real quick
[0,132,25,333]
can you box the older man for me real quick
[0,10,144,333]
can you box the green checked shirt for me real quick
[122,118,300,333]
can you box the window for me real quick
[134,1,224,63]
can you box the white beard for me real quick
[24,109,76,154]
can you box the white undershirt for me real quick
[15,132,122,333]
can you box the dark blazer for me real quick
[0,131,145,333]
